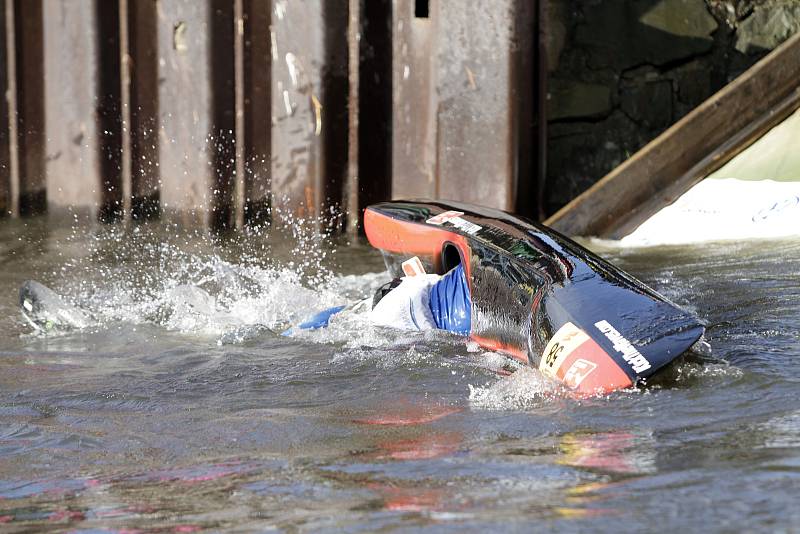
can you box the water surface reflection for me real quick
[1,220,799,530]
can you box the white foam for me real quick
[34,208,389,342]
[468,366,565,410]
[621,178,800,247]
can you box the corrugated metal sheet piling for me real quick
[391,0,535,213]
[1,0,545,231]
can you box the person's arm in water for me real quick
[287,262,471,335]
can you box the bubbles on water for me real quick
[671,361,744,384]
[332,343,439,370]
[468,365,566,410]
[757,411,800,449]
[689,335,713,357]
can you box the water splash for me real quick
[468,365,567,410]
[24,210,366,341]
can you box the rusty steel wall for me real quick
[0,0,542,230]
[125,0,160,220]
[270,0,349,220]
[13,0,46,215]
[42,0,104,214]
[392,0,536,213]
[0,0,9,214]
[0,0,347,229]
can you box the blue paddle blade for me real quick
[282,305,346,336]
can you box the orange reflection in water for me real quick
[373,431,463,461]
[558,431,654,475]
[369,482,451,513]
[353,405,461,426]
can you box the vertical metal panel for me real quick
[42,0,102,213]
[533,0,547,220]
[392,0,535,212]
[156,0,235,228]
[345,0,359,234]
[96,0,124,221]
[235,0,274,229]
[242,0,271,226]
[392,0,436,199]
[3,0,19,217]
[0,0,9,214]
[156,0,209,223]
[357,0,392,222]
[321,0,349,225]
[209,0,236,230]
[270,0,319,216]
[127,0,160,220]
[270,0,348,220]
[234,0,246,229]
[435,0,531,209]
[119,0,132,219]
[14,0,46,215]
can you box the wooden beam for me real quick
[545,31,800,239]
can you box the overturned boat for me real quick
[364,200,705,395]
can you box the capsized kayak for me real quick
[364,200,705,395]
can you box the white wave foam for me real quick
[29,212,388,341]
[619,179,800,247]
[468,366,565,410]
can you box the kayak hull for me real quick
[364,200,705,395]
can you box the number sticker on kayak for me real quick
[539,322,590,380]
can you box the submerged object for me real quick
[364,200,705,395]
[19,280,92,332]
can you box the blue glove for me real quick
[428,264,471,335]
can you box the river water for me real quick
[1,215,799,532]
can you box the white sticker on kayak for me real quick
[594,320,651,373]
[448,217,481,235]
[426,211,464,225]
[562,359,597,388]
[426,211,481,235]
[539,322,590,379]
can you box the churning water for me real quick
[1,214,800,532]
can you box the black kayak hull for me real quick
[364,200,705,395]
